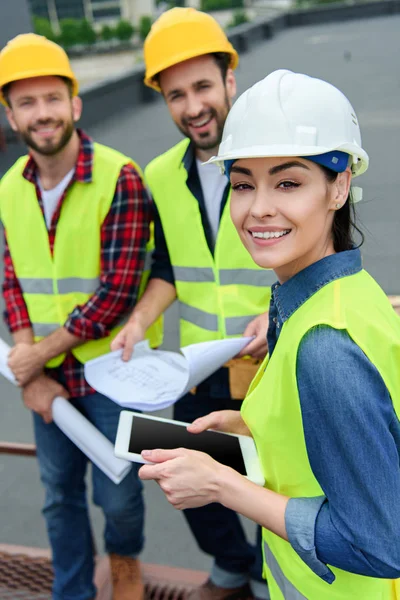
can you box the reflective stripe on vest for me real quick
[219,269,275,287]
[174,266,214,283]
[19,277,99,295]
[146,138,271,347]
[143,249,153,273]
[263,541,307,600]
[242,270,400,599]
[225,314,259,335]
[19,248,153,294]
[32,322,59,337]
[179,302,258,336]
[0,145,162,367]
[174,266,276,287]
[179,302,219,331]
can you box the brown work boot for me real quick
[187,580,253,600]
[109,553,144,600]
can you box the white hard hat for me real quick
[209,69,369,178]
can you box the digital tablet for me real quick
[115,411,265,486]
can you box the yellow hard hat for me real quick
[144,7,239,92]
[0,33,79,106]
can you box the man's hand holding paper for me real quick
[111,315,146,361]
[85,337,255,412]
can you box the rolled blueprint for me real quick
[0,338,131,484]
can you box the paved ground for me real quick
[0,14,398,575]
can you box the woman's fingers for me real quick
[188,411,225,433]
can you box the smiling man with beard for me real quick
[111,8,272,600]
[0,33,162,600]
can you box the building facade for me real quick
[28,0,123,24]
[28,0,157,26]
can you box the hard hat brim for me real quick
[0,71,79,106]
[207,143,369,178]
[144,46,238,92]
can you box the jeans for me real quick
[173,370,264,586]
[33,391,145,600]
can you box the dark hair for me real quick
[211,52,231,83]
[320,165,364,252]
[2,76,73,108]
[154,51,232,90]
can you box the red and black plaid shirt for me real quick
[2,129,151,397]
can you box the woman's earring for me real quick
[336,203,341,209]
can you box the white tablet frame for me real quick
[115,411,265,486]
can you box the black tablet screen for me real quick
[129,418,246,474]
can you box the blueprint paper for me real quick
[181,337,255,395]
[52,397,131,484]
[85,337,253,411]
[0,338,18,384]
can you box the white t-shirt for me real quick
[196,158,227,246]
[37,168,75,230]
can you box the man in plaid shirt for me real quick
[0,34,151,600]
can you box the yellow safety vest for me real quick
[0,142,163,368]
[145,138,273,347]
[242,269,400,599]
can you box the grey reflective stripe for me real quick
[57,277,99,294]
[225,314,259,336]
[19,277,99,295]
[173,266,275,286]
[264,541,307,599]
[33,314,129,338]
[19,278,54,294]
[219,269,275,287]
[173,266,215,283]
[32,323,59,337]
[143,250,153,273]
[179,302,219,331]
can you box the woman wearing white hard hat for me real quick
[139,70,400,599]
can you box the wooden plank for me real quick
[0,442,36,456]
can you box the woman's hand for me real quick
[139,447,289,542]
[139,448,230,509]
[188,410,252,437]
[238,311,269,359]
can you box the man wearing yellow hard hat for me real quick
[112,8,272,600]
[0,33,161,600]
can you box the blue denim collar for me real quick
[272,248,362,323]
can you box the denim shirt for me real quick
[268,249,400,582]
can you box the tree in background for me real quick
[115,19,135,42]
[78,19,97,46]
[32,17,58,42]
[201,0,243,11]
[139,15,152,42]
[227,9,249,28]
[58,19,80,48]
[101,24,115,42]
[57,18,97,48]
